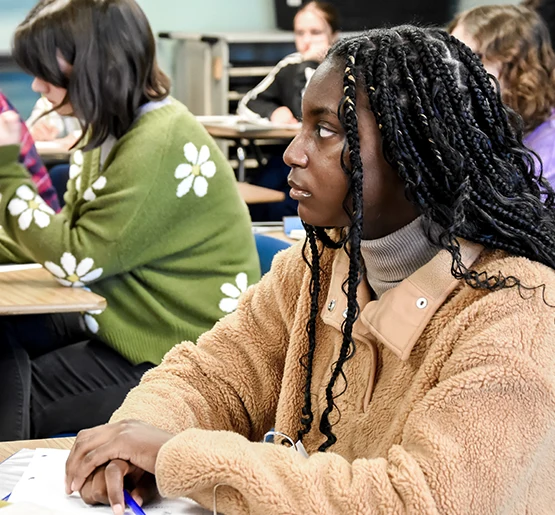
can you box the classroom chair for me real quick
[254,233,291,275]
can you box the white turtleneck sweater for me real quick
[361,217,442,299]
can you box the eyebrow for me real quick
[306,106,338,118]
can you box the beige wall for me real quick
[456,0,519,13]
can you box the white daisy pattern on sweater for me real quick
[44,252,103,287]
[219,272,249,313]
[7,185,55,230]
[83,176,107,201]
[84,309,103,334]
[175,142,217,198]
[70,150,84,192]
[80,287,104,334]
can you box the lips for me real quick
[287,177,312,199]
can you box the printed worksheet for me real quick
[9,449,210,514]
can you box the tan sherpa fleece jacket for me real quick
[112,239,555,514]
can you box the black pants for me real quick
[0,313,152,441]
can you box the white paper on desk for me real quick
[196,114,301,131]
[34,141,62,150]
[0,449,36,500]
[10,449,209,514]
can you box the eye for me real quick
[317,125,335,138]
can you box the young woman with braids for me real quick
[64,26,555,514]
[450,5,555,186]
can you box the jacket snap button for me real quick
[328,300,336,312]
[416,297,428,309]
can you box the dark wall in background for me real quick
[275,0,458,31]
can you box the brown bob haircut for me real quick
[296,1,340,33]
[449,4,555,133]
[13,0,171,150]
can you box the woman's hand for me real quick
[79,460,158,514]
[57,132,80,150]
[302,37,331,63]
[270,106,298,125]
[0,111,22,148]
[65,420,173,507]
[30,120,59,142]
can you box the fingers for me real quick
[78,459,146,515]
[66,423,124,494]
[303,39,330,62]
[0,111,22,146]
[31,122,57,141]
[69,441,122,494]
[0,111,20,126]
[59,133,79,149]
[79,466,108,506]
[66,420,171,495]
[104,459,132,514]
[130,472,158,506]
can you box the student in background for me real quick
[27,96,82,207]
[0,0,259,441]
[238,1,339,123]
[238,1,339,221]
[66,27,555,514]
[27,95,81,147]
[0,92,59,212]
[450,5,555,186]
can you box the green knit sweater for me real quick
[0,98,260,364]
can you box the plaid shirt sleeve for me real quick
[0,93,61,212]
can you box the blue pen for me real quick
[123,490,146,515]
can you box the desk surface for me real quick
[35,123,299,155]
[204,123,299,141]
[0,266,106,315]
[237,182,285,204]
[0,438,74,463]
[34,141,71,161]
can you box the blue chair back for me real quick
[254,233,291,275]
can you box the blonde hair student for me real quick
[0,0,259,441]
[66,26,555,513]
[450,4,555,185]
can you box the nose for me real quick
[283,134,308,169]
[299,34,312,50]
[31,77,47,94]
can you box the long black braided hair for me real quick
[297,26,555,452]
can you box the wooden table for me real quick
[237,182,285,204]
[34,142,72,163]
[203,124,299,141]
[0,438,74,463]
[0,265,106,315]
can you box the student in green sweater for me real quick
[0,0,259,441]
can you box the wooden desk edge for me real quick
[204,125,298,140]
[0,298,106,315]
[0,437,75,463]
[236,182,285,204]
